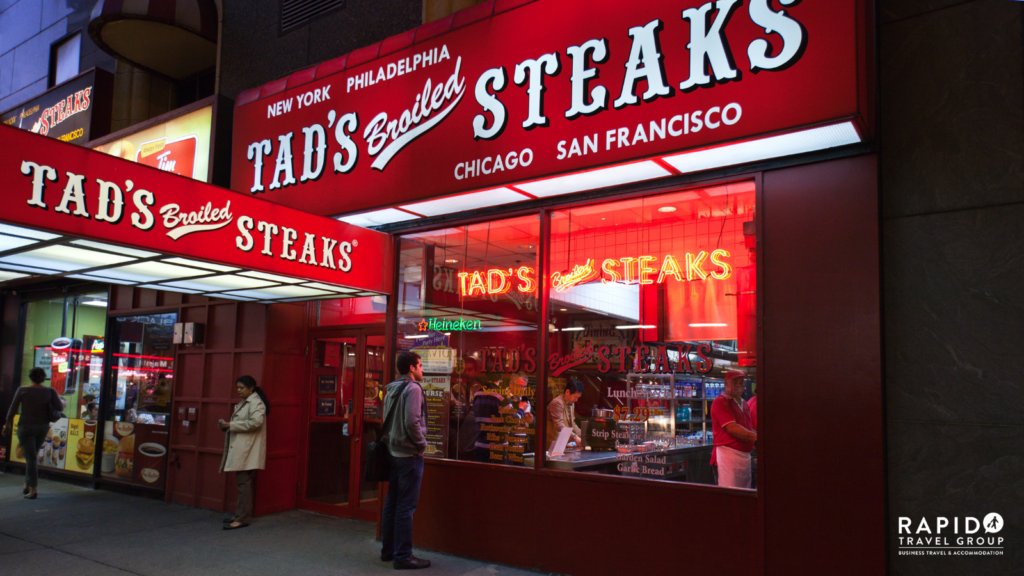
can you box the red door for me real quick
[298,328,385,521]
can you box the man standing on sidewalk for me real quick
[381,351,430,570]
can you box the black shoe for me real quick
[393,556,430,570]
[223,518,236,524]
[381,552,394,562]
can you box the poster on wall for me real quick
[422,375,451,458]
[318,374,338,394]
[412,347,456,375]
[92,106,213,182]
[9,416,93,475]
[317,398,337,417]
[363,379,381,420]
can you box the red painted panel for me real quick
[177,354,204,399]
[256,454,300,516]
[200,402,232,452]
[169,450,197,504]
[234,352,264,385]
[231,0,866,217]
[204,353,234,398]
[415,462,757,575]
[265,353,305,407]
[761,155,883,575]
[235,303,268,349]
[198,452,228,510]
[207,304,239,349]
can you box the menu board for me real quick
[422,375,450,458]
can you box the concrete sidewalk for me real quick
[0,472,547,576]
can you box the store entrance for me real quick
[299,328,386,521]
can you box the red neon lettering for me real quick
[686,251,708,281]
[515,266,536,293]
[657,254,683,283]
[638,256,657,285]
[619,257,637,284]
[487,268,512,294]
[551,259,598,293]
[601,259,621,284]
[468,271,487,296]
[709,249,732,280]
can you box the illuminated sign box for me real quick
[1,68,113,146]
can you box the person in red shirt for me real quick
[710,370,756,488]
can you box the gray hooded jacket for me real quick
[382,375,428,457]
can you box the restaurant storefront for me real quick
[223,1,883,575]
[2,0,882,574]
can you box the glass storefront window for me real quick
[101,313,176,488]
[10,293,108,475]
[396,215,540,467]
[545,182,757,488]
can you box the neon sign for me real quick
[458,265,535,297]
[417,318,482,331]
[457,250,732,296]
[551,259,598,292]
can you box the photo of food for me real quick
[115,434,135,478]
[75,437,95,470]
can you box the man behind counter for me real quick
[710,370,756,489]
[547,379,583,448]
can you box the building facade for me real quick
[0,1,1020,574]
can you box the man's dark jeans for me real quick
[381,453,424,562]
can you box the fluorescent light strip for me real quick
[302,282,357,293]
[689,323,728,327]
[0,246,135,271]
[662,122,861,174]
[240,271,304,284]
[405,334,430,339]
[138,284,202,294]
[163,257,240,272]
[560,327,585,332]
[0,224,60,240]
[97,261,210,283]
[161,275,277,292]
[615,325,657,330]
[517,161,672,198]
[337,208,419,227]
[0,235,38,252]
[67,274,137,285]
[0,270,29,281]
[79,300,108,307]
[401,188,527,217]
[0,263,57,274]
[71,240,159,258]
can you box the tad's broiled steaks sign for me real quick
[231,0,869,216]
[0,125,391,294]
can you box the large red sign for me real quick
[231,0,867,216]
[0,125,392,294]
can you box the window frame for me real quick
[386,171,764,494]
[49,30,83,88]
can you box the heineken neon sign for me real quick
[417,318,482,332]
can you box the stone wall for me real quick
[880,0,1024,573]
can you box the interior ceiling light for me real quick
[163,257,240,272]
[0,235,38,252]
[657,206,677,213]
[0,270,28,282]
[561,327,585,332]
[517,161,671,198]
[138,284,201,294]
[220,285,334,300]
[1,263,58,274]
[71,240,159,258]
[689,323,728,327]
[97,261,210,283]
[239,271,304,284]
[301,282,358,293]
[662,122,861,174]
[80,299,109,307]
[445,259,459,264]
[518,245,535,250]
[560,308,568,312]
[401,188,527,217]
[337,208,419,228]
[0,245,134,272]
[615,325,657,330]
[406,334,430,339]
[0,224,61,240]
[67,274,137,285]
[161,275,276,292]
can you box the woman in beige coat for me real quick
[218,375,268,530]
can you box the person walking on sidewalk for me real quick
[2,368,63,499]
[218,375,269,530]
[380,351,430,570]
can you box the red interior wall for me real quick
[761,155,885,574]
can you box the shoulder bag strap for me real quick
[380,381,411,441]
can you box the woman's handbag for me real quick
[49,388,64,422]
[364,382,410,482]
